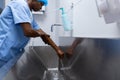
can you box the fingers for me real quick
[46,34,50,37]
[36,30,50,37]
[57,50,64,59]
[59,54,64,59]
[39,33,50,37]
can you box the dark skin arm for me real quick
[20,22,47,37]
[65,38,83,58]
[20,23,64,58]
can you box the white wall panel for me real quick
[72,0,120,38]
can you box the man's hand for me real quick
[36,29,64,59]
[36,29,50,44]
[36,29,50,37]
[57,49,64,59]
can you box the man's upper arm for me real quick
[20,23,32,34]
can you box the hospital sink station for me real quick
[1,0,120,80]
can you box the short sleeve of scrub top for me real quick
[9,2,32,24]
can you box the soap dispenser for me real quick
[59,8,72,31]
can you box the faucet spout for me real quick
[51,24,62,32]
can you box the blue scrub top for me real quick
[0,0,40,78]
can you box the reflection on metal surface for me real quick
[43,68,64,80]
[59,39,120,80]
[3,39,120,80]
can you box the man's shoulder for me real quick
[8,0,27,8]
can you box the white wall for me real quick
[57,0,76,46]
[72,0,120,38]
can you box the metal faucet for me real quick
[51,24,62,32]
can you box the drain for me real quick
[43,68,64,80]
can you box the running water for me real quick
[58,59,64,69]
[58,59,72,80]
[58,58,76,80]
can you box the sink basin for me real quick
[3,38,120,80]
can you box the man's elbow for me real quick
[24,32,32,37]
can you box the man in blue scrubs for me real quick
[0,0,54,79]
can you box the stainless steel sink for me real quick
[3,38,120,80]
[59,38,120,80]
